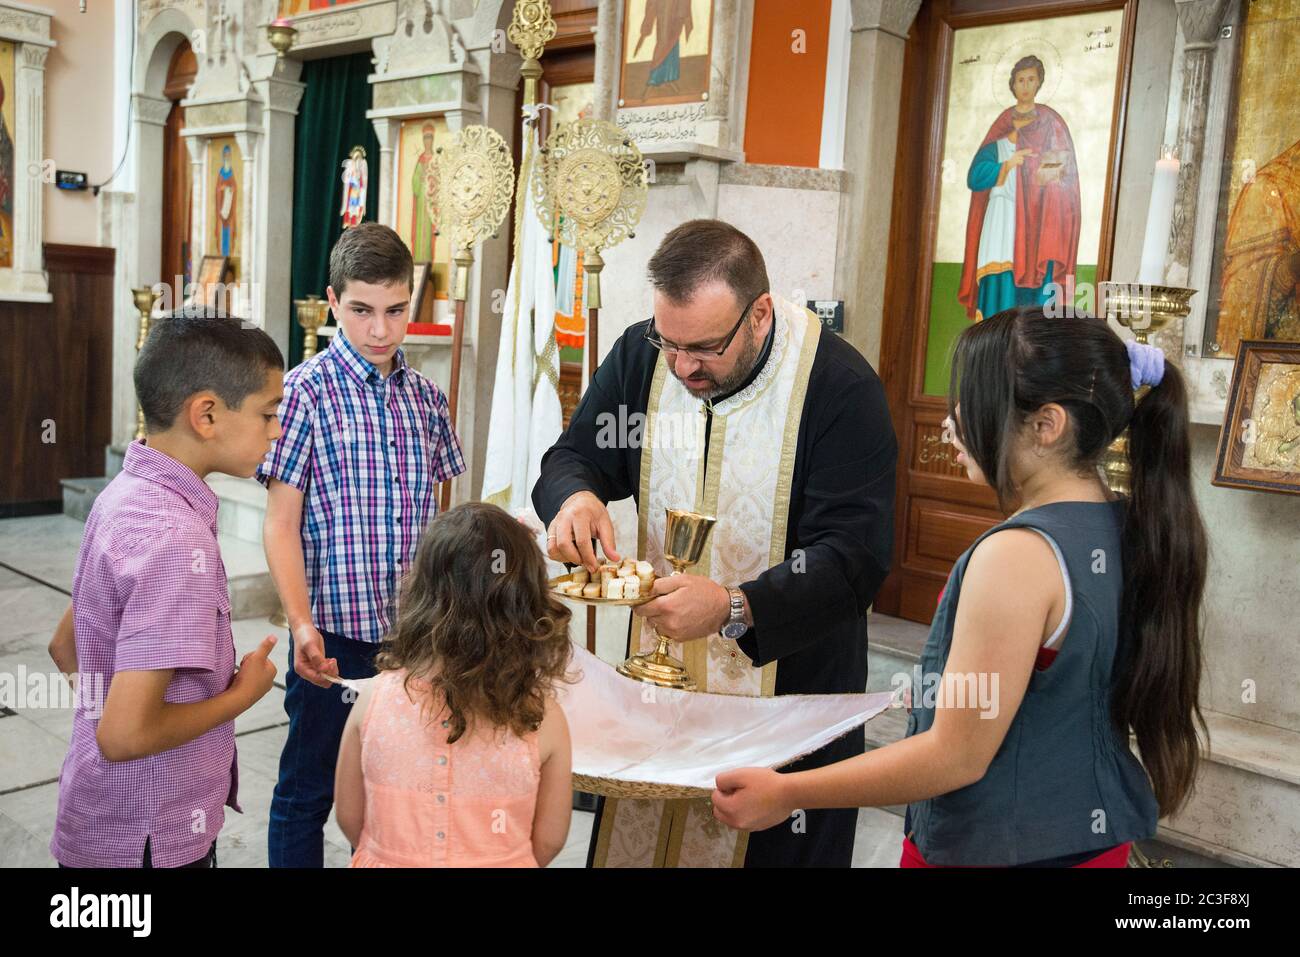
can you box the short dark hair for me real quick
[1009,55,1045,94]
[328,222,414,296]
[134,306,284,433]
[647,219,770,307]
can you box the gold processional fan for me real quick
[437,125,515,302]
[533,117,649,310]
[433,124,515,510]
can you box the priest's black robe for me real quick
[532,316,898,867]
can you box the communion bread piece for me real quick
[557,583,581,597]
[582,583,602,599]
[571,568,590,585]
[635,561,654,578]
[605,578,626,600]
[622,577,641,599]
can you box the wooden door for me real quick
[873,0,1136,623]
[161,41,196,292]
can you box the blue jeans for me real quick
[267,630,378,868]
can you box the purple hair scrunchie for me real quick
[1125,340,1165,390]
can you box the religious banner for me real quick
[921,6,1130,396]
[395,115,450,292]
[207,136,242,271]
[0,40,14,270]
[1204,0,1300,359]
[619,0,712,109]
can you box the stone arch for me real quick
[131,5,204,290]
[137,6,200,97]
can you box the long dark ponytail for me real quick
[949,306,1206,816]
[1114,350,1207,817]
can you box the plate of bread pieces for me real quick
[550,559,658,606]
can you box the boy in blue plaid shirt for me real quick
[257,223,465,867]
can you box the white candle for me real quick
[1138,154,1179,285]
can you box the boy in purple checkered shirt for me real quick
[258,223,465,867]
[47,310,284,868]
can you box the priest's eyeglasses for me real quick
[643,294,761,360]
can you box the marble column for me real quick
[834,0,922,367]
[131,93,174,293]
[592,0,621,122]
[249,59,305,357]
[1168,0,1230,279]
[184,133,207,284]
[371,116,399,228]
[1151,0,1229,357]
[7,41,52,300]
[458,40,523,504]
[234,129,259,296]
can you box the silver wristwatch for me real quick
[721,587,749,640]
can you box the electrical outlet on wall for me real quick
[807,300,845,334]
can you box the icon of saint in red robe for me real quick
[957,55,1081,321]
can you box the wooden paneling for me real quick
[907,497,999,571]
[0,244,116,510]
[548,0,599,50]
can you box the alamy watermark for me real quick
[0,667,106,718]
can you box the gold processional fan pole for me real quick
[533,117,658,673]
[434,126,515,512]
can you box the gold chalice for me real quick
[617,508,716,691]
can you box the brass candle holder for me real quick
[267,20,297,59]
[294,294,331,361]
[617,508,717,692]
[1099,282,1195,494]
[131,286,160,441]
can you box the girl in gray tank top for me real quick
[712,305,1208,867]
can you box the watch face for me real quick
[722,621,748,640]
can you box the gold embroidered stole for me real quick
[591,297,822,868]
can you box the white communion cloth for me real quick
[556,643,898,792]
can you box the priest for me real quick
[532,219,898,867]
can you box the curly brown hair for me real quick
[375,502,575,743]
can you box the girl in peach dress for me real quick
[334,503,575,867]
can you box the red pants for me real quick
[900,836,1131,868]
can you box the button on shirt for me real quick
[51,440,239,868]
[256,332,466,643]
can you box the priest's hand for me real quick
[712,767,794,832]
[633,575,729,641]
[546,491,621,572]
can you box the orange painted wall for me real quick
[743,0,833,168]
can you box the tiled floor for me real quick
[0,515,904,868]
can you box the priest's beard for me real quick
[673,326,764,402]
